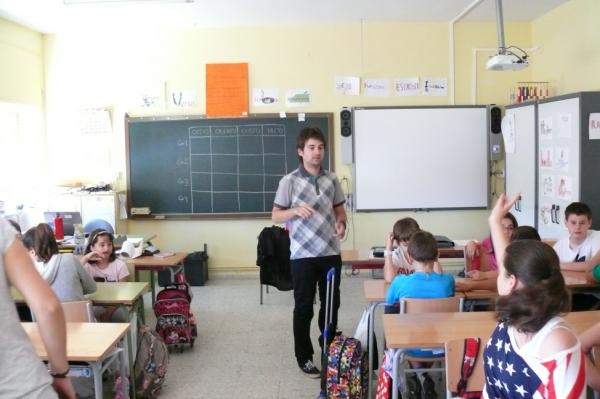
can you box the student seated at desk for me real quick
[456,226,541,293]
[80,229,129,282]
[383,217,442,284]
[0,218,76,398]
[22,223,96,302]
[385,230,455,399]
[483,194,584,399]
[464,212,518,274]
[80,229,129,322]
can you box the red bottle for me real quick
[54,213,64,240]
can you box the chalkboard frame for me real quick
[125,113,334,220]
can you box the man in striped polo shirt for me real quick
[272,127,347,377]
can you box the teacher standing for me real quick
[272,127,347,377]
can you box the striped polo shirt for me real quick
[273,165,345,260]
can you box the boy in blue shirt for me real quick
[385,230,455,399]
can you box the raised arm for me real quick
[5,239,75,398]
[488,194,520,270]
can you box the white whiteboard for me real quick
[353,107,489,210]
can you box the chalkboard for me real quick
[126,113,333,218]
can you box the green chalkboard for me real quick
[126,113,333,219]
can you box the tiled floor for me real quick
[148,270,374,399]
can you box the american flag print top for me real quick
[483,317,586,399]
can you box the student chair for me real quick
[84,219,114,235]
[396,296,464,399]
[31,300,94,322]
[445,338,485,399]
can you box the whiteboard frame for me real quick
[352,106,490,211]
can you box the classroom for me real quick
[1,0,600,398]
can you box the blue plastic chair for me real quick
[84,219,114,235]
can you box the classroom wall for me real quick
[29,20,534,271]
[0,18,44,105]
[530,0,600,95]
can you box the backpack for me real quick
[325,335,369,399]
[134,325,169,398]
[256,226,293,291]
[452,337,482,399]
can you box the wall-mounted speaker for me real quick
[489,105,504,161]
[340,107,353,164]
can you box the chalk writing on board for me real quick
[188,123,288,213]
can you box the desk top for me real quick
[22,322,129,362]
[12,282,149,306]
[87,281,149,305]
[364,270,598,302]
[131,252,187,268]
[383,310,600,349]
[342,246,464,265]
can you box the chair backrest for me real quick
[445,338,485,395]
[400,296,463,314]
[84,219,114,235]
[61,300,94,322]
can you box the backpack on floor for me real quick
[134,326,169,398]
[325,333,369,398]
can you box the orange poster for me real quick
[206,63,249,117]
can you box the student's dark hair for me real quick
[489,212,519,255]
[565,202,592,220]
[392,217,420,242]
[407,230,438,262]
[296,127,326,162]
[7,219,21,235]
[85,228,116,263]
[22,223,59,263]
[495,240,570,333]
[510,226,541,242]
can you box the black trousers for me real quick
[291,255,342,363]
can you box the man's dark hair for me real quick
[407,230,438,262]
[565,202,592,220]
[296,127,326,162]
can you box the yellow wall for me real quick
[0,18,43,105]
[531,0,600,95]
[3,17,538,271]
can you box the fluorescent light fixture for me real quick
[64,0,194,4]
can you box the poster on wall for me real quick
[540,147,554,169]
[501,114,516,154]
[334,76,360,96]
[252,88,279,106]
[539,203,552,225]
[363,79,390,97]
[286,89,311,107]
[422,77,447,96]
[542,174,555,198]
[393,78,420,96]
[556,147,569,171]
[557,175,573,200]
[539,117,553,140]
[558,113,572,138]
[169,89,197,109]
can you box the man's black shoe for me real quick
[298,359,321,378]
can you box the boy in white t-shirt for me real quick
[553,202,600,272]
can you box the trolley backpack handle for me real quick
[323,267,336,358]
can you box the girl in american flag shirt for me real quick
[483,194,586,399]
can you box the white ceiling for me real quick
[0,0,570,34]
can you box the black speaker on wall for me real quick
[489,105,504,160]
[340,107,353,164]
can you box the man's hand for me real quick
[292,206,315,219]
[335,221,346,239]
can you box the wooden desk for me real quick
[383,310,600,399]
[131,252,187,305]
[23,322,130,399]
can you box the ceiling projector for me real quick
[486,53,529,71]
